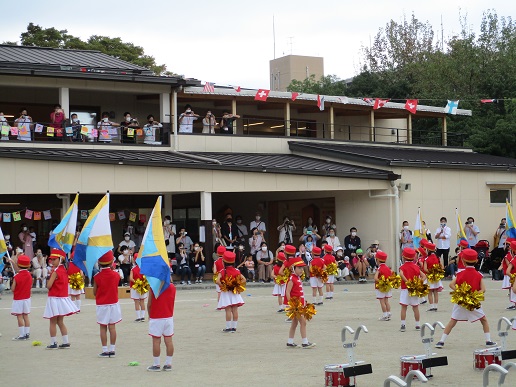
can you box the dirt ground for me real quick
[2,279,516,386]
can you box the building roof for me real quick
[183,86,472,117]
[288,141,516,170]
[0,147,399,180]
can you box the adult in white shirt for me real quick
[250,212,266,237]
[32,249,48,288]
[178,106,199,133]
[163,215,176,255]
[249,227,263,255]
[465,216,480,247]
[434,216,452,267]
[325,229,341,251]
[143,114,163,144]
[14,108,32,141]
[117,233,136,255]
[277,216,296,244]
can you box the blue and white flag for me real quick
[445,100,459,115]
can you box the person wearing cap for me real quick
[10,254,32,340]
[216,251,246,332]
[94,251,122,358]
[117,245,132,286]
[129,254,148,322]
[278,244,297,277]
[43,248,79,349]
[435,216,452,269]
[286,257,315,348]
[415,244,428,305]
[272,252,287,312]
[67,252,85,312]
[309,247,326,305]
[435,248,496,348]
[454,239,470,274]
[374,251,392,321]
[323,244,337,299]
[213,244,227,304]
[117,232,136,255]
[353,249,369,282]
[399,247,426,332]
[423,242,443,312]
[504,241,516,310]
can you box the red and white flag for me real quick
[255,89,270,101]
[373,98,389,110]
[481,99,496,103]
[405,99,418,114]
[291,92,299,101]
[203,82,215,93]
[233,86,241,92]
[363,98,374,104]
[317,95,325,111]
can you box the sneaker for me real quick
[98,352,111,358]
[386,315,391,321]
[400,325,406,332]
[162,364,172,372]
[195,280,199,284]
[302,342,316,348]
[140,318,145,322]
[222,328,232,333]
[231,328,236,333]
[25,333,30,339]
[316,302,323,306]
[420,300,427,304]
[59,343,71,349]
[378,316,389,321]
[285,318,292,323]
[277,309,285,313]
[180,281,185,285]
[199,279,203,283]
[415,326,421,331]
[427,308,434,312]
[486,341,497,347]
[135,318,142,322]
[109,351,116,357]
[147,365,161,372]
[325,296,331,300]
[286,343,298,348]
[435,341,445,348]
[46,343,58,350]
[12,336,27,341]
[187,281,192,285]
[506,305,516,310]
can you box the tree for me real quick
[287,74,347,96]
[6,23,175,76]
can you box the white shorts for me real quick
[451,303,485,322]
[149,317,174,338]
[272,283,286,297]
[376,290,392,299]
[326,275,335,284]
[69,286,82,296]
[429,281,443,291]
[11,298,31,315]
[309,277,323,288]
[399,289,419,306]
[503,275,511,290]
[130,289,149,300]
[96,303,122,325]
[33,267,48,279]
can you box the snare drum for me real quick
[473,347,502,370]
[324,364,356,387]
[400,355,428,377]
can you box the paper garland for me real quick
[0,208,139,223]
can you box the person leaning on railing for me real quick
[14,108,32,141]
[96,112,120,143]
[143,115,162,144]
[120,112,139,144]
[219,110,240,135]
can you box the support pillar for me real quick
[60,194,70,219]
[172,89,178,150]
[59,87,70,116]
[442,116,448,146]
[329,105,335,139]
[163,194,173,218]
[232,98,238,134]
[160,93,171,123]
[284,102,291,136]
[369,110,375,142]
[200,192,214,271]
[407,113,412,144]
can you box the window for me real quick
[490,189,511,204]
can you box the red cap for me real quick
[402,247,416,261]
[511,241,516,251]
[17,254,31,268]
[323,244,333,253]
[290,257,306,267]
[459,239,469,248]
[425,242,436,252]
[419,239,429,248]
[417,247,427,257]
[98,250,115,265]
[50,248,66,260]
[376,251,388,262]
[217,245,227,256]
[284,245,296,256]
[277,252,286,262]
[461,248,478,263]
[223,251,236,264]
[312,246,322,256]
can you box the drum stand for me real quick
[383,370,428,387]
[475,317,516,371]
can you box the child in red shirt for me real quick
[216,251,246,332]
[374,251,392,321]
[212,245,226,303]
[399,248,426,332]
[272,252,287,312]
[11,254,32,340]
[323,245,337,300]
[309,247,326,305]
[94,251,122,358]
[146,283,177,372]
[423,242,444,312]
[129,254,148,322]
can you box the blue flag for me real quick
[506,200,516,239]
[445,100,459,115]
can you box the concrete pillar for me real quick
[200,192,214,271]
[163,194,173,218]
[284,102,291,136]
[172,89,178,151]
[369,110,375,142]
[59,194,70,219]
[160,93,171,123]
[329,105,335,139]
[407,113,412,144]
[59,87,70,116]
[232,98,237,134]
[442,116,448,146]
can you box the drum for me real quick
[400,355,428,377]
[324,364,356,387]
[473,348,502,370]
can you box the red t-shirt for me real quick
[273,265,285,284]
[286,274,305,304]
[13,270,32,300]
[425,253,440,273]
[214,258,224,273]
[94,268,120,305]
[220,266,241,280]
[67,262,81,275]
[130,265,143,287]
[503,252,514,273]
[149,284,177,319]
[377,263,392,281]
[48,265,69,297]
[323,254,336,266]
[309,257,325,277]
[456,266,483,291]
[400,262,420,289]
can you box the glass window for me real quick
[490,189,511,204]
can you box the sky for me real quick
[1,1,515,89]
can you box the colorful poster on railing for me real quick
[65,127,73,136]
[1,125,10,136]
[3,213,11,222]
[25,209,33,220]
[35,123,44,133]
[81,126,89,135]
[100,130,110,141]
[109,212,116,222]
[10,127,18,136]
[47,127,55,136]
[118,211,126,220]
[34,211,41,221]
[129,212,137,222]
[43,210,52,220]
[12,211,21,222]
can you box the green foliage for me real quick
[287,74,347,96]
[6,22,174,76]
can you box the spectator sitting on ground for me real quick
[176,227,193,252]
[256,241,274,283]
[143,114,162,144]
[353,249,369,282]
[176,243,192,285]
[191,242,205,283]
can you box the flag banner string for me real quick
[0,208,135,222]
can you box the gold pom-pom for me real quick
[426,264,445,283]
[406,277,429,297]
[68,273,84,290]
[212,273,218,283]
[275,267,291,284]
[510,273,516,286]
[326,262,338,276]
[303,302,317,321]
[285,297,317,321]
[132,276,150,295]
[310,265,328,283]
[450,282,485,311]
[376,275,392,293]
[220,275,246,294]
[389,274,401,289]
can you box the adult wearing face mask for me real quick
[465,216,480,247]
[120,111,139,144]
[344,227,361,259]
[18,224,34,259]
[256,242,273,283]
[67,113,84,142]
[322,215,337,237]
[175,227,193,252]
[399,221,414,250]
[178,105,199,133]
[249,227,263,256]
[4,233,13,256]
[142,114,162,144]
[96,111,120,143]
[117,232,136,256]
[235,215,248,244]
[191,243,206,283]
[325,228,341,252]
[14,108,32,141]
[492,218,508,263]
[118,245,132,286]
[221,215,239,249]
[434,217,452,268]
[277,216,296,245]
[250,212,266,238]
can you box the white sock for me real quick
[226,321,231,329]
[136,310,140,319]
[18,327,24,337]
[232,321,238,329]
[43,279,47,287]
[62,335,69,344]
[416,321,420,326]
[153,356,160,366]
[50,336,57,344]
[165,356,172,366]
[76,299,81,310]
[110,344,115,352]
[302,337,309,345]
[287,338,294,344]
[25,326,30,335]
[440,333,448,343]
[102,346,108,353]
[313,297,317,304]
[141,310,146,319]
[485,333,492,342]
[401,320,406,325]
